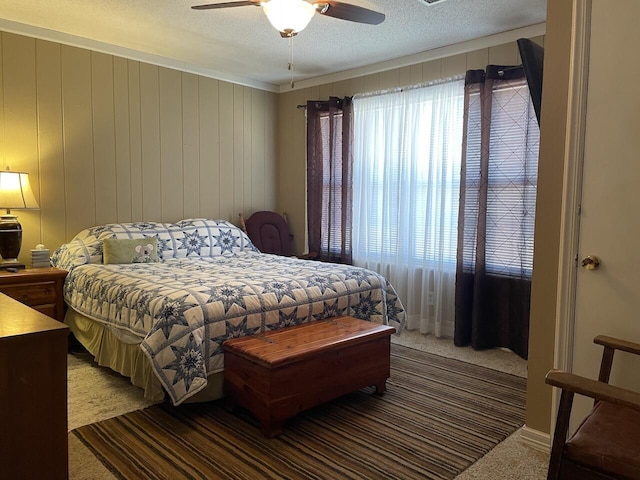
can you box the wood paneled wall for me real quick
[0,32,277,264]
[0,29,542,265]
[277,37,544,255]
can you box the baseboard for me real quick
[519,425,551,453]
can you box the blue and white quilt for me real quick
[53,219,406,405]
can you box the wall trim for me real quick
[0,17,544,95]
[552,0,592,429]
[279,23,546,93]
[520,425,551,453]
[0,18,281,93]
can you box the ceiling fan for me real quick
[191,0,385,38]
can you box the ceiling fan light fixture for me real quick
[263,0,316,36]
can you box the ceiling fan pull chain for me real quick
[288,35,295,89]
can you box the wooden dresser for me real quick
[0,267,67,321]
[0,293,69,480]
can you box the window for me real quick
[351,79,464,337]
[318,111,350,257]
[462,80,540,277]
[352,81,464,271]
[455,67,539,358]
[306,97,353,264]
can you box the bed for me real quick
[52,218,406,405]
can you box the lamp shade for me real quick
[263,0,316,35]
[0,170,39,210]
[0,170,38,267]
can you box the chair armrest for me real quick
[546,370,640,411]
[594,335,640,356]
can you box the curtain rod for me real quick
[297,75,469,106]
[297,96,352,110]
[353,74,464,100]
[495,65,524,75]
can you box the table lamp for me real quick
[0,168,39,269]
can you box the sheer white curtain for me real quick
[352,79,464,337]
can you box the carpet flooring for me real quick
[71,343,526,480]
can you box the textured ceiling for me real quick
[0,0,547,90]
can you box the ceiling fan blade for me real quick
[191,1,260,10]
[314,1,385,25]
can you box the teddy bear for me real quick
[132,243,155,263]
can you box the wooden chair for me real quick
[545,335,640,480]
[239,211,318,260]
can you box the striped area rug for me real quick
[72,344,526,480]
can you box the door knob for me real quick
[581,255,601,270]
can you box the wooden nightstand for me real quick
[0,267,68,322]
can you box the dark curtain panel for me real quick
[306,96,353,264]
[454,66,540,360]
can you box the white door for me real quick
[570,0,640,425]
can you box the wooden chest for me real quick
[223,316,395,437]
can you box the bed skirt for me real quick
[65,308,224,403]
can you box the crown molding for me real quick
[0,18,280,93]
[0,17,544,95]
[279,22,546,93]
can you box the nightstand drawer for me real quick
[0,282,57,306]
[0,268,68,322]
[31,304,57,318]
